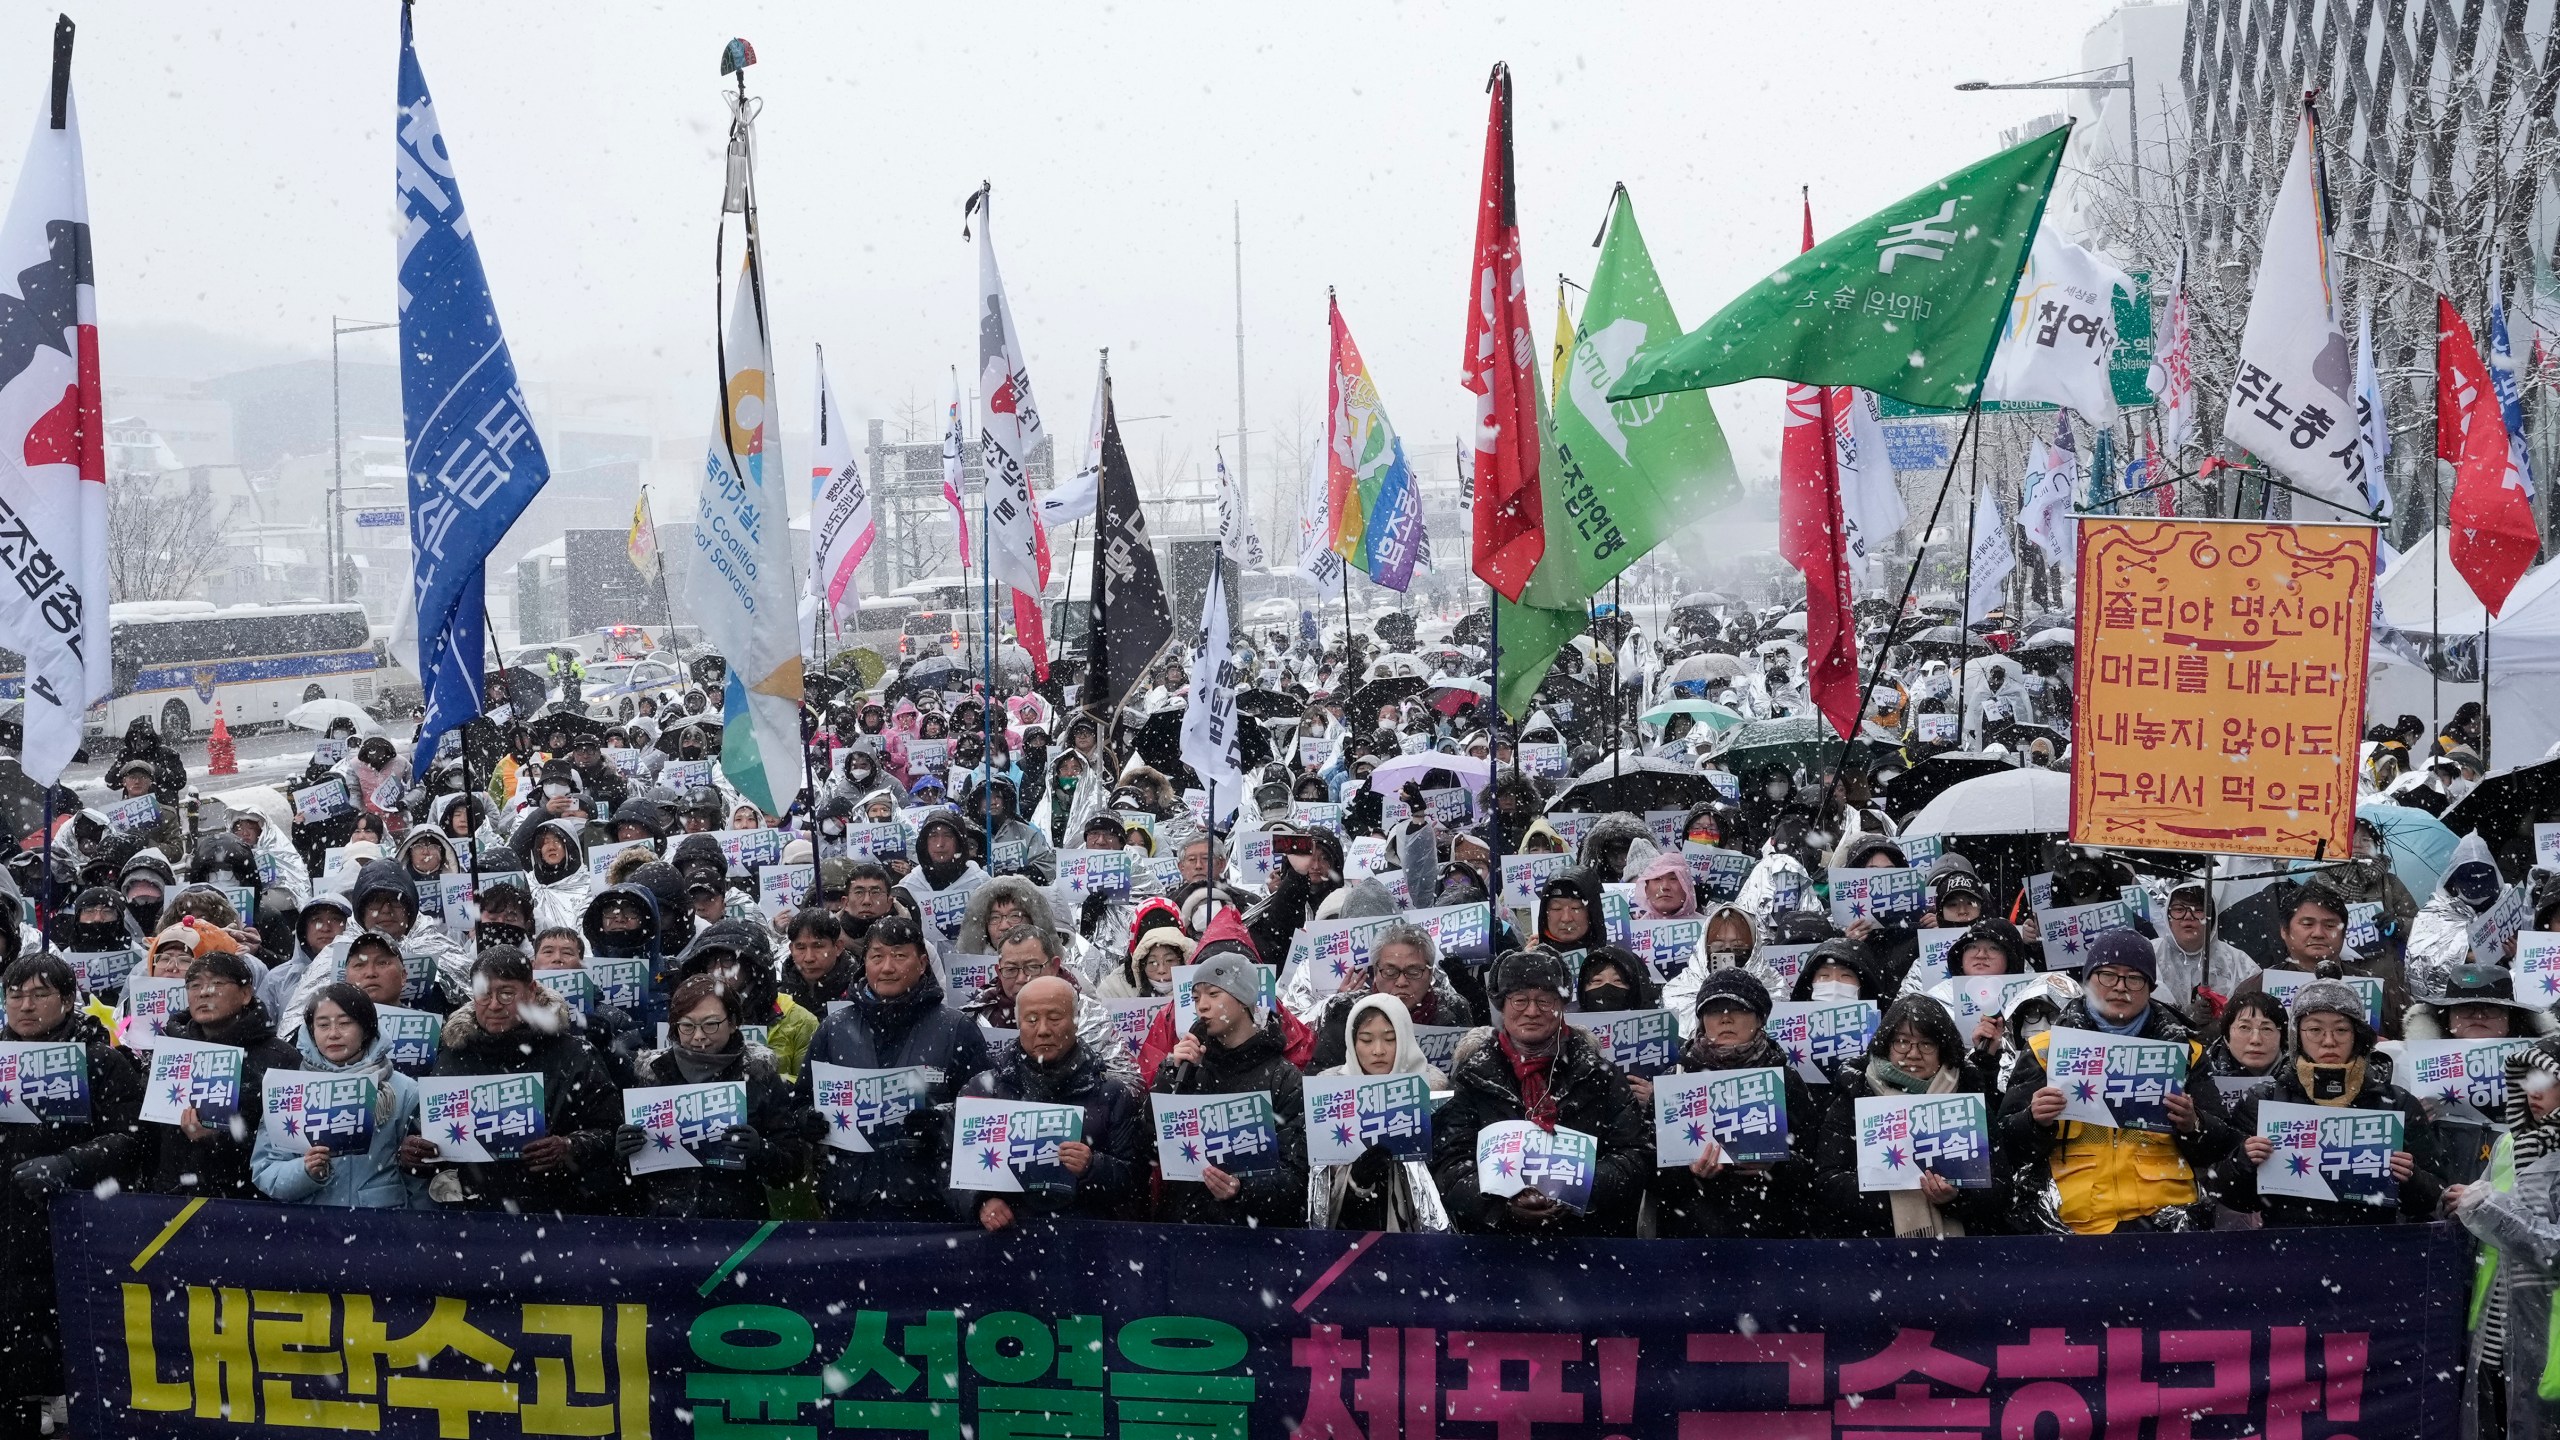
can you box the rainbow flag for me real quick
[1326,296,1422,591]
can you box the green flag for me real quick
[1496,188,1739,718]
[1610,124,2068,411]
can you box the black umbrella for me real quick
[1528,673,1607,742]
[1343,676,1427,726]
[485,666,547,718]
[1719,716,1868,779]
[1881,753,2013,822]
[886,655,964,706]
[1236,688,1300,720]
[532,710,607,749]
[1906,625,1968,648]
[688,654,727,691]
[1547,758,1716,815]
[803,672,849,707]
[1122,706,1273,780]
[2442,756,2560,879]
[653,714,725,756]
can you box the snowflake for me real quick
[977,1147,1004,1173]
[1683,1122,1706,1145]
[444,1122,470,1145]
[829,1110,849,1130]
[2284,1152,2314,1177]
[1492,1155,1516,1178]
[1883,1146,1909,1170]
[2070,1080,2099,1104]
[1332,1123,1355,1147]
[650,1132,677,1153]
[1179,1140,1201,1165]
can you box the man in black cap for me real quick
[1653,967,1821,1239]
[1431,948,1649,1237]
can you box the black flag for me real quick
[1087,369,1173,714]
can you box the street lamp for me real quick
[1954,61,2138,168]
[330,315,397,605]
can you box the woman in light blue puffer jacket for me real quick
[250,983,427,1209]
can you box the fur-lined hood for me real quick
[958,874,1060,954]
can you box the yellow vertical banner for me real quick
[2071,517,2376,859]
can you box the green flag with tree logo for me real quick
[1496,188,1740,719]
[1610,124,2068,412]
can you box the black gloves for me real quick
[1348,1143,1397,1189]
[13,1154,75,1199]
[613,1124,647,1160]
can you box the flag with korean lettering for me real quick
[415,1072,545,1163]
[0,18,109,788]
[810,1063,929,1155]
[259,1070,377,1153]
[951,1096,1084,1195]
[1151,1091,1281,1181]
[1981,220,2133,421]
[1565,1008,1681,1079]
[396,8,553,782]
[967,188,1051,633]
[1768,999,1879,1086]
[1473,1119,1597,1211]
[620,1081,747,1175]
[2219,103,2370,519]
[2044,1027,2189,1133]
[2402,1038,2530,1113]
[1302,1073,1432,1165]
[2257,1100,2400,1207]
[1856,1092,1991,1191]
[1612,125,2067,413]
[1654,1065,1789,1166]
[139,1038,243,1128]
[0,1039,85,1123]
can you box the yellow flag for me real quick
[1550,281,1576,407]
[626,491,660,582]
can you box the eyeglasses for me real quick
[1885,1032,1937,1058]
[2166,903,2205,919]
[672,1017,732,1039]
[2086,967,2150,992]
[1503,992,1564,1014]
[995,962,1054,983]
[1372,964,1433,983]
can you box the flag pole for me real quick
[1958,416,1981,737]
[2432,392,2443,730]
[1815,404,1982,809]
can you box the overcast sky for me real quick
[0,1,2126,503]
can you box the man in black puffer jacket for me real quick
[409,948,624,1215]
[1432,947,1652,1237]
[806,915,987,1221]
[145,951,299,1199]
[952,976,1149,1228]
[1150,939,1308,1228]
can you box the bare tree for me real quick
[106,472,231,601]
[890,385,936,445]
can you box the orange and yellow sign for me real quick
[2071,518,2375,860]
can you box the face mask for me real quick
[544,783,571,799]
[1579,983,1633,1012]
[128,895,163,932]
[1810,979,1859,1002]
[1765,782,1789,800]
[1707,945,1749,965]
[477,921,529,950]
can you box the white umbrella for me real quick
[285,698,382,738]
[1772,612,1810,635]
[1366,750,1492,793]
[1900,767,2071,837]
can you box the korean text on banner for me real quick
[2070,518,2374,859]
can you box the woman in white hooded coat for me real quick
[1306,994,1452,1232]
[517,818,593,934]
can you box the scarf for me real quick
[670,1038,745,1085]
[2294,1056,2368,1106]
[2086,1004,2153,1038]
[1865,1056,1966,1239]
[1496,1030,1560,1131]
[1684,1031,1785,1073]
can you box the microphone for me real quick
[1165,1017,1212,1093]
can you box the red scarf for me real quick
[1496,1031,1559,1130]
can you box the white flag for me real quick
[1981,222,2133,422]
[807,345,874,632]
[2017,438,2077,570]
[1830,388,1905,590]
[970,190,1045,597]
[1178,553,1243,822]
[2353,304,2393,520]
[1215,449,1266,570]
[1295,440,1342,585]
[2149,246,2196,459]
[1964,483,2014,626]
[2221,106,2365,517]
[1037,354,1105,530]
[0,39,109,786]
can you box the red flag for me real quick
[1781,197,1860,740]
[2440,295,2540,615]
[1463,63,1544,601]
[2148,432,2174,517]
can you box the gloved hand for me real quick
[14,1154,75,1199]
[720,1125,766,1166]
[1348,1143,1397,1189]
[613,1124,647,1160]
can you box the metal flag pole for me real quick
[1958,416,1982,734]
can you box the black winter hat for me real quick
[1693,966,1772,1022]
[1486,947,1574,1004]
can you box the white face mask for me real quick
[1810,979,1860,1003]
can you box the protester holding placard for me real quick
[897,812,990,947]
[1304,925,1475,1076]
[258,895,352,1033]
[407,949,624,1215]
[1149,940,1309,1228]
[0,953,146,1426]
[1786,938,1886,1012]
[2220,980,2442,1227]
[1433,949,1649,1237]
[140,950,298,1200]
[1660,903,1769,1033]
[2444,1037,2560,1438]
[951,976,1147,1229]
[528,927,646,1085]
[806,916,988,1222]
[1534,870,1603,958]
[2201,992,2288,1102]
[1632,850,1698,922]
[1833,837,1922,993]
[1814,996,2004,1238]
[249,985,424,1210]
[1242,823,1344,978]
[964,924,1136,1083]
[1917,919,2031,1061]
[2406,835,2517,1000]
[1652,970,1819,1239]
[2150,880,2256,1018]
[614,975,816,1219]
[1307,994,1450,1232]
[2004,931,2238,1235]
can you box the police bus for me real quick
[9,601,385,740]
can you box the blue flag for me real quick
[395,9,549,779]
